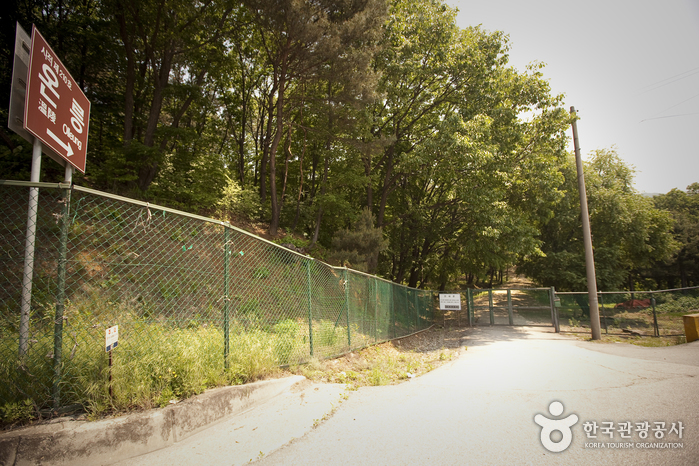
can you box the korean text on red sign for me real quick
[23,25,90,173]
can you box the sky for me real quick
[449,0,699,194]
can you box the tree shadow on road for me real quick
[460,325,566,347]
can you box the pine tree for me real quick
[330,207,387,272]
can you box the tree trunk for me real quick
[292,129,306,231]
[311,79,335,245]
[238,98,247,185]
[311,154,330,245]
[376,144,395,227]
[137,41,176,191]
[267,45,290,236]
[363,153,373,210]
[116,6,135,143]
[259,86,276,203]
[280,129,293,220]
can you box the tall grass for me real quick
[1,306,367,422]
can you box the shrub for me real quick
[273,320,302,365]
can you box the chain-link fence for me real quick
[438,288,556,328]
[556,288,699,337]
[435,285,698,339]
[0,181,434,415]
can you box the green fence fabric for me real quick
[0,182,434,412]
[556,288,699,337]
[3,181,696,414]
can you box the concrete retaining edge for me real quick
[0,375,305,466]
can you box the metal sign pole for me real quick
[19,138,42,358]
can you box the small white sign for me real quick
[105,325,118,352]
[439,293,461,310]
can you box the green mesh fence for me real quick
[556,288,699,336]
[439,288,555,327]
[0,181,435,413]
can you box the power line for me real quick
[641,92,699,121]
[637,67,699,94]
[640,112,699,123]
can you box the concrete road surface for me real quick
[120,326,699,466]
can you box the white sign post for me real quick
[439,293,461,311]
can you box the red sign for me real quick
[24,26,90,173]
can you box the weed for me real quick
[316,321,346,352]
[252,267,271,279]
[0,399,34,423]
[369,367,387,386]
[273,320,302,365]
[0,317,283,419]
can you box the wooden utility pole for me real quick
[570,107,602,340]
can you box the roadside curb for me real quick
[0,375,305,466]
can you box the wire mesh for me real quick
[556,288,699,336]
[0,182,437,414]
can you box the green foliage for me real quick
[252,268,271,279]
[273,320,302,365]
[0,0,583,287]
[654,294,699,314]
[315,321,347,352]
[520,148,677,291]
[0,318,283,418]
[274,236,310,250]
[216,178,262,222]
[369,367,388,386]
[238,299,262,316]
[225,330,278,384]
[653,184,699,288]
[0,399,34,424]
[330,208,387,272]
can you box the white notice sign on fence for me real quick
[439,294,461,310]
[105,325,118,352]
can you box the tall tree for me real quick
[242,0,386,236]
[519,148,676,291]
[652,183,699,288]
[108,0,239,191]
[369,0,570,287]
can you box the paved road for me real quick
[259,327,699,465]
[118,326,699,465]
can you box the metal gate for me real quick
[439,287,558,330]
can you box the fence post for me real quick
[344,269,351,349]
[549,286,560,333]
[507,289,514,325]
[391,287,396,339]
[223,226,230,368]
[488,289,494,325]
[374,277,378,343]
[306,261,314,357]
[442,292,446,328]
[651,296,659,337]
[413,290,419,331]
[599,293,608,334]
[457,290,461,327]
[53,184,71,409]
[467,288,473,326]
